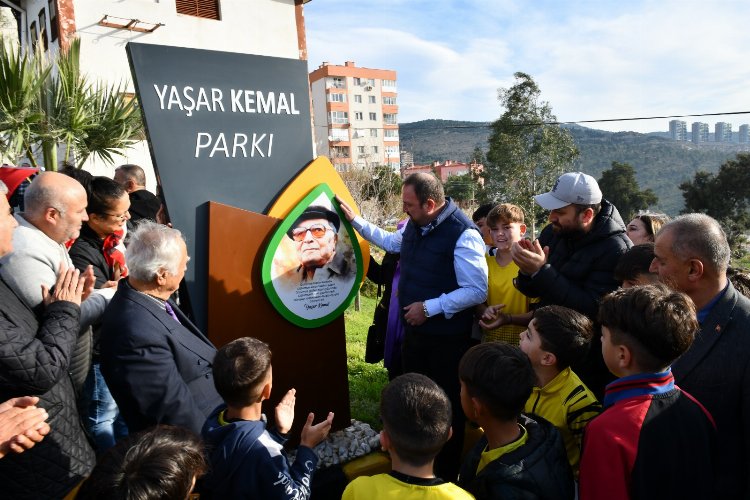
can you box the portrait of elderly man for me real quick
[100,221,222,435]
[279,205,355,287]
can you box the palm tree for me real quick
[0,37,142,170]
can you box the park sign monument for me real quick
[128,43,369,433]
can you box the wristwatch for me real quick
[422,302,430,318]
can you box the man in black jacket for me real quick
[0,180,95,498]
[511,172,631,395]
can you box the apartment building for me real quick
[309,61,399,172]
[715,122,732,143]
[739,124,749,144]
[669,120,687,141]
[691,122,709,143]
[402,160,483,183]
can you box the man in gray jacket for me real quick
[0,172,112,390]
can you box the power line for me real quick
[314,110,750,132]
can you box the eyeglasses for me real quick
[291,224,332,241]
[101,210,130,221]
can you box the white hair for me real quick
[126,221,185,281]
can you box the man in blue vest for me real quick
[337,172,488,480]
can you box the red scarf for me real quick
[102,230,128,278]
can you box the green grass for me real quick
[344,294,389,429]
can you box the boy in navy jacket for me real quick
[201,337,333,499]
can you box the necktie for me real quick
[164,302,181,324]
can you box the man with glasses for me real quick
[0,172,107,326]
[282,205,353,285]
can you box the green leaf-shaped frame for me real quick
[261,183,364,328]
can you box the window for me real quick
[327,77,345,89]
[368,95,376,104]
[385,146,400,156]
[354,112,363,121]
[383,96,397,105]
[384,129,399,138]
[367,78,376,86]
[327,93,346,103]
[37,9,48,51]
[382,79,397,89]
[369,112,377,120]
[29,21,38,51]
[329,128,349,141]
[370,128,378,137]
[384,113,397,125]
[353,77,361,86]
[176,0,221,20]
[331,146,350,158]
[357,146,366,154]
[354,95,362,103]
[48,0,58,41]
[371,146,379,154]
[328,111,348,124]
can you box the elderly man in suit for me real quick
[100,221,221,435]
[650,213,750,498]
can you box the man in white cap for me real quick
[511,172,630,394]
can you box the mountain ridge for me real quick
[398,119,750,214]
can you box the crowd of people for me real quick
[0,164,746,499]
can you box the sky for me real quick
[305,0,750,133]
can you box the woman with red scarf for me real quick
[69,176,130,453]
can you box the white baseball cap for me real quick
[534,172,602,210]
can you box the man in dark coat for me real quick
[114,164,161,224]
[512,172,631,318]
[651,214,750,498]
[0,181,95,499]
[100,221,222,435]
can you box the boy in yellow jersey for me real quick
[342,373,473,500]
[457,343,574,500]
[477,204,537,344]
[519,305,601,477]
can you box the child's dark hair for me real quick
[472,202,494,223]
[59,164,93,195]
[380,373,452,467]
[459,343,536,421]
[212,337,272,407]
[532,305,592,370]
[76,425,207,500]
[486,203,525,227]
[598,283,697,372]
[614,243,656,283]
[87,176,127,215]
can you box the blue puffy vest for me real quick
[399,198,476,336]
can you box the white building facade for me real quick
[0,0,310,189]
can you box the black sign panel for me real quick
[127,43,314,330]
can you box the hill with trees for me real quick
[399,120,748,214]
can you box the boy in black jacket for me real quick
[457,342,574,499]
